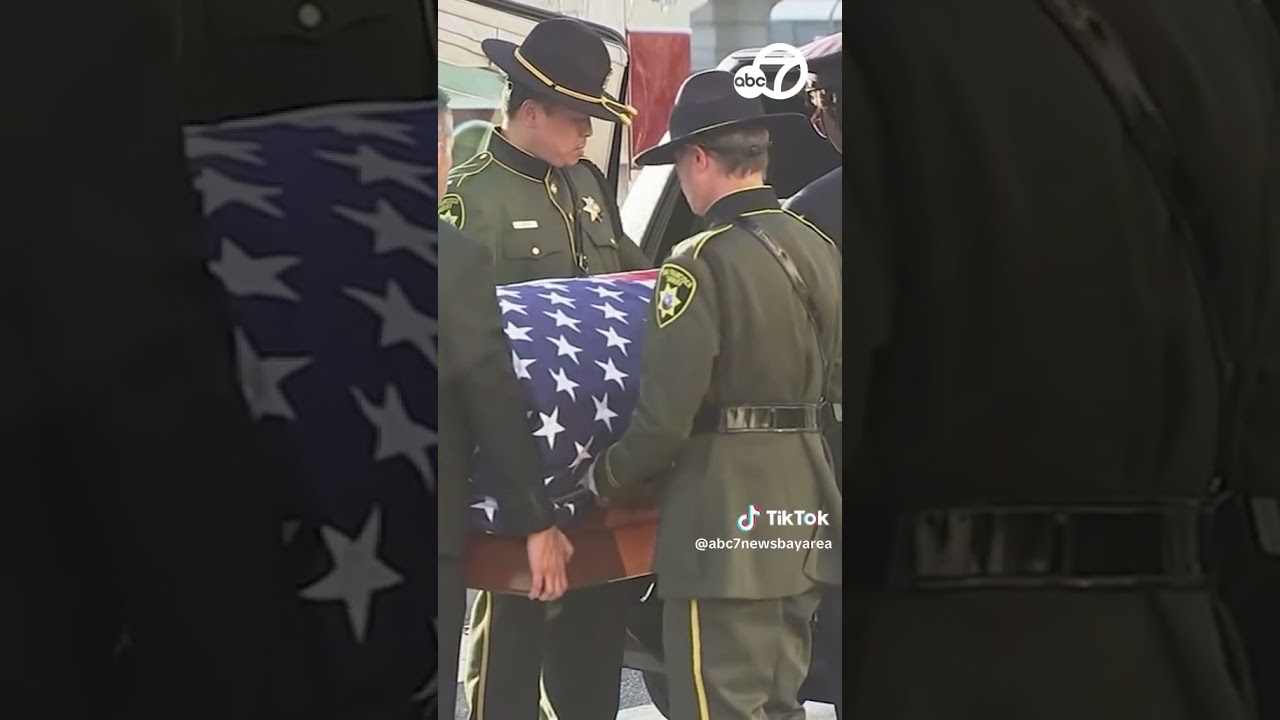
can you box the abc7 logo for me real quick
[732,43,809,101]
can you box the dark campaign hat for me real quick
[633,69,807,167]
[800,31,843,86]
[481,18,637,125]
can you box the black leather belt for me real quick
[850,501,1211,590]
[693,404,824,433]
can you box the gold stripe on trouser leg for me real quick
[465,591,493,720]
[690,599,711,720]
[537,671,560,720]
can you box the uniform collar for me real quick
[490,130,553,181]
[702,185,780,227]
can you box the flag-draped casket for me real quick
[186,91,653,677]
[184,101,439,713]
[465,270,661,592]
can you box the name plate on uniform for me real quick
[466,269,661,592]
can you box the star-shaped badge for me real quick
[655,263,697,328]
[439,193,465,229]
[657,284,682,318]
[582,195,603,223]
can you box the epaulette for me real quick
[670,225,734,260]
[446,151,494,188]
[575,158,611,188]
[781,207,838,249]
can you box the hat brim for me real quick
[482,38,628,124]
[633,113,809,167]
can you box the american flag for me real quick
[184,100,438,717]
[469,268,659,534]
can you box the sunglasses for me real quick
[807,89,828,139]
[809,108,827,139]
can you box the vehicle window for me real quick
[621,163,675,249]
[437,0,630,181]
[439,63,501,165]
[624,163,696,262]
[758,93,840,200]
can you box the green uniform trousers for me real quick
[438,557,466,720]
[464,583,629,720]
[663,591,822,720]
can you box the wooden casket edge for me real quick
[463,506,659,594]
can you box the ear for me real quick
[694,145,714,171]
[515,99,538,127]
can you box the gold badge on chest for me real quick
[582,195,603,223]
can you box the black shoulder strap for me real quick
[1035,0,1241,484]
[736,216,836,406]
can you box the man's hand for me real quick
[525,526,574,601]
[583,455,658,506]
[579,458,606,503]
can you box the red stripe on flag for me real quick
[600,269,660,282]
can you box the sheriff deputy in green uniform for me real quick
[582,70,843,720]
[440,17,650,720]
[439,18,649,283]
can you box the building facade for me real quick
[516,0,840,69]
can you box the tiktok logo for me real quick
[737,504,761,531]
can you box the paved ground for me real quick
[452,590,837,719]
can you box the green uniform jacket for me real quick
[438,224,556,559]
[177,0,432,123]
[591,187,843,601]
[440,130,650,283]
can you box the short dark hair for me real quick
[503,82,552,120]
[438,87,452,139]
[685,127,771,177]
